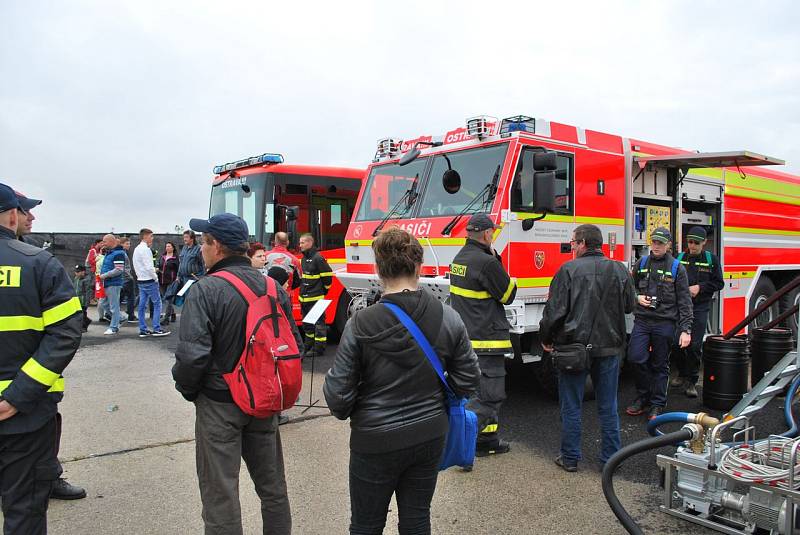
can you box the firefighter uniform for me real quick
[299,247,333,356]
[450,228,517,453]
[0,185,82,534]
[673,226,724,390]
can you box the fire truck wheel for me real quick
[778,281,799,340]
[749,277,780,330]
[331,291,353,343]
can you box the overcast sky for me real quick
[2,0,798,233]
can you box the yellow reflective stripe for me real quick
[725,271,757,279]
[450,285,492,299]
[0,315,45,332]
[304,332,315,338]
[500,278,516,304]
[0,377,64,395]
[517,277,553,288]
[42,297,82,327]
[318,272,334,277]
[481,424,498,434]
[299,295,324,303]
[471,340,512,349]
[302,274,321,279]
[724,226,800,236]
[20,358,60,387]
[314,336,327,342]
[327,258,346,264]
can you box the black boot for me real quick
[50,478,87,500]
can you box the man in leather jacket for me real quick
[540,224,635,472]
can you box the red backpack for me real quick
[211,271,303,417]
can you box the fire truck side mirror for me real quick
[443,169,461,194]
[533,151,557,214]
[286,206,298,221]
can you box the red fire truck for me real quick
[337,115,800,391]
[208,152,365,337]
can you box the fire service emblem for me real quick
[353,225,363,238]
[534,251,545,270]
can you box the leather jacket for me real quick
[539,251,636,356]
[323,290,480,453]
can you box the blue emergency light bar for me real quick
[213,153,284,175]
[500,115,536,135]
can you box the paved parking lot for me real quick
[3,317,790,534]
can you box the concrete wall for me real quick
[28,232,186,273]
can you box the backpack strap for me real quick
[638,255,649,272]
[671,258,679,280]
[264,275,280,336]
[705,250,713,268]
[677,252,685,263]
[211,271,258,303]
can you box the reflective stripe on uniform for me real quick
[314,336,327,342]
[0,376,64,395]
[450,285,492,299]
[318,272,334,278]
[471,340,513,349]
[481,424,498,434]
[21,357,61,387]
[500,278,516,304]
[302,273,322,279]
[299,295,324,303]
[304,332,315,338]
[43,297,82,326]
[0,297,82,332]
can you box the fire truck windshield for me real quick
[209,172,271,240]
[355,158,428,221]
[417,143,508,217]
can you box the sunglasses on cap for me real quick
[687,239,702,245]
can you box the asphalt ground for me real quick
[2,311,792,534]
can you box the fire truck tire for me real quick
[749,277,780,330]
[330,291,353,343]
[778,282,799,340]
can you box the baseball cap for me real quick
[0,183,21,213]
[686,226,707,241]
[267,266,289,287]
[189,213,249,252]
[465,213,497,232]
[650,227,672,243]
[15,192,42,212]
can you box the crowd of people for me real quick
[0,178,724,534]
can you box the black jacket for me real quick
[677,250,724,311]
[449,239,517,354]
[172,255,303,403]
[539,251,636,356]
[0,226,82,435]
[323,290,480,453]
[299,248,333,303]
[632,253,694,333]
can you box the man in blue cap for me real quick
[670,226,724,398]
[450,213,517,458]
[0,182,83,533]
[626,227,693,420]
[173,213,291,534]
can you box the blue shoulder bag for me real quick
[382,302,478,470]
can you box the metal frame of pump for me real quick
[603,326,800,535]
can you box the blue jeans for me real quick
[105,285,121,330]
[137,281,161,332]
[629,319,675,408]
[349,436,445,535]
[558,355,621,465]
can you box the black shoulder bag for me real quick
[552,261,614,373]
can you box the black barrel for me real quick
[703,335,750,411]
[750,328,795,386]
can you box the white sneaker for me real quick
[103,328,118,335]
